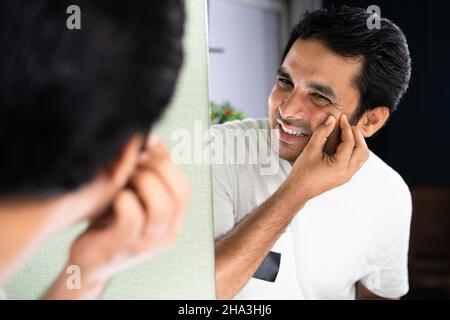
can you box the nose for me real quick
[279,90,309,120]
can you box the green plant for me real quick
[210,101,246,124]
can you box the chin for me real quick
[278,142,306,163]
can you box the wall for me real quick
[208,0,284,119]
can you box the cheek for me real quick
[268,86,283,124]
[268,87,282,111]
[310,109,341,130]
[310,110,342,156]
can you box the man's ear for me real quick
[108,134,145,189]
[356,106,390,137]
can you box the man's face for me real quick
[268,38,362,162]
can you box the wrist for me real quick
[276,179,309,213]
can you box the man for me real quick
[0,1,190,299]
[213,6,412,299]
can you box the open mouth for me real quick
[276,119,309,138]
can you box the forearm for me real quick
[215,182,306,299]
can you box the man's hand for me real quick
[44,134,191,299]
[284,114,369,208]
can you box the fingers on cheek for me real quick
[351,127,362,145]
[150,190,188,254]
[168,167,192,207]
[113,190,145,244]
[132,172,178,238]
[167,180,190,238]
[145,203,181,248]
[140,142,171,171]
[146,158,192,208]
[167,173,191,236]
[351,128,369,163]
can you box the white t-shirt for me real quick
[212,118,412,300]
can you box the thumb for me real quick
[303,115,336,155]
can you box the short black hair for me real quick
[0,0,184,196]
[282,6,411,122]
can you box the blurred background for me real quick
[208,0,450,299]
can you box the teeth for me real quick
[280,123,304,137]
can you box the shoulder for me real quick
[364,151,410,195]
[359,151,412,220]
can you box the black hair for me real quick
[0,0,184,195]
[282,6,411,122]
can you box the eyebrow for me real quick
[307,83,337,101]
[277,67,292,82]
[277,66,339,104]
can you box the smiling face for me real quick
[268,38,363,163]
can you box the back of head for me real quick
[0,0,184,196]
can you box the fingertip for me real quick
[114,189,134,214]
[138,151,151,164]
[149,133,162,148]
[114,189,146,235]
[325,115,335,126]
[340,113,348,125]
[354,126,367,144]
[145,133,170,162]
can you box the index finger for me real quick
[303,115,336,156]
[138,132,191,208]
[333,114,355,164]
[348,126,369,172]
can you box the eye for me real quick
[277,78,293,88]
[311,92,331,105]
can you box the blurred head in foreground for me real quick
[0,0,186,290]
